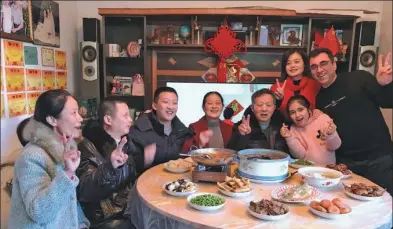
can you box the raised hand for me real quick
[322,119,337,136]
[110,137,129,169]
[376,52,392,86]
[274,79,287,100]
[199,129,213,148]
[280,123,292,138]
[144,143,157,167]
[239,114,252,135]
[62,133,81,174]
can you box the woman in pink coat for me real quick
[280,95,341,165]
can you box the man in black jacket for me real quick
[310,48,393,194]
[227,88,289,153]
[77,97,137,229]
[128,86,195,175]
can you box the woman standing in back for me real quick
[8,89,90,229]
[270,49,320,119]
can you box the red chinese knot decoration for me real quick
[204,20,247,82]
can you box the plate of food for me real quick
[164,158,194,173]
[271,184,321,203]
[326,163,352,179]
[187,193,225,211]
[248,199,289,221]
[343,182,385,201]
[289,159,315,169]
[163,179,198,197]
[309,198,352,219]
[217,176,252,198]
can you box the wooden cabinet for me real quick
[99,8,358,109]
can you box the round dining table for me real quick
[128,163,392,229]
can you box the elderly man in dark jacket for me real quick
[77,97,137,229]
[128,86,194,175]
[227,88,289,153]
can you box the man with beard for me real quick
[309,48,393,194]
[128,86,211,174]
[227,88,289,153]
[77,98,137,229]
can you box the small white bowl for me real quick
[164,162,191,173]
[218,187,252,198]
[298,167,343,188]
[187,193,225,212]
[163,182,197,197]
[344,189,384,201]
[308,205,352,219]
[247,204,289,221]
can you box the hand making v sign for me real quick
[274,79,287,100]
[376,52,392,86]
[110,136,129,169]
[62,133,81,178]
[239,114,252,135]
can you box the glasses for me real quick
[310,60,330,71]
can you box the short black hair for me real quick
[309,48,335,63]
[202,91,224,108]
[16,117,31,146]
[153,86,178,103]
[280,49,311,80]
[34,89,74,129]
[223,107,234,119]
[251,88,276,105]
[97,97,128,126]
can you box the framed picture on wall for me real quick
[31,0,60,47]
[41,47,54,67]
[280,24,303,46]
[0,0,34,43]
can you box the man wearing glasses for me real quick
[227,88,289,153]
[309,48,393,194]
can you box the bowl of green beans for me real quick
[187,193,226,211]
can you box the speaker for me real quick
[356,46,378,75]
[80,41,102,99]
[83,18,101,43]
[351,21,377,74]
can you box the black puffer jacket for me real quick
[128,112,194,175]
[227,110,289,153]
[76,125,137,229]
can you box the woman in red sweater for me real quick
[182,92,233,153]
[270,49,320,119]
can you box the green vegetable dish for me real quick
[293,159,313,165]
[190,194,225,206]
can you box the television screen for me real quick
[167,82,273,127]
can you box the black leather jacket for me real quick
[76,125,137,229]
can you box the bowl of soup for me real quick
[237,149,290,181]
[298,167,344,188]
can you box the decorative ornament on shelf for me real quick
[204,20,248,83]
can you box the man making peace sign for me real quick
[310,48,393,194]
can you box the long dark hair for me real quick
[280,49,311,81]
[34,89,74,128]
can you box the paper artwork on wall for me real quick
[27,92,41,114]
[55,50,67,70]
[24,46,39,66]
[42,70,55,90]
[5,68,25,92]
[26,69,42,91]
[7,93,27,118]
[1,94,5,119]
[41,47,55,67]
[55,71,67,89]
[4,40,24,66]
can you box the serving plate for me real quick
[271,185,322,203]
[247,205,289,221]
[343,189,384,201]
[187,192,225,211]
[218,187,252,198]
[289,159,315,169]
[163,161,192,173]
[162,182,198,197]
[308,205,352,219]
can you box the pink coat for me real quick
[286,109,341,165]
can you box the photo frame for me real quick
[31,0,60,47]
[41,47,54,67]
[0,0,33,43]
[280,24,303,46]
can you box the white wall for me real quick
[379,1,393,139]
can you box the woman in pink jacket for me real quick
[280,95,341,165]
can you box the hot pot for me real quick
[237,149,290,181]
